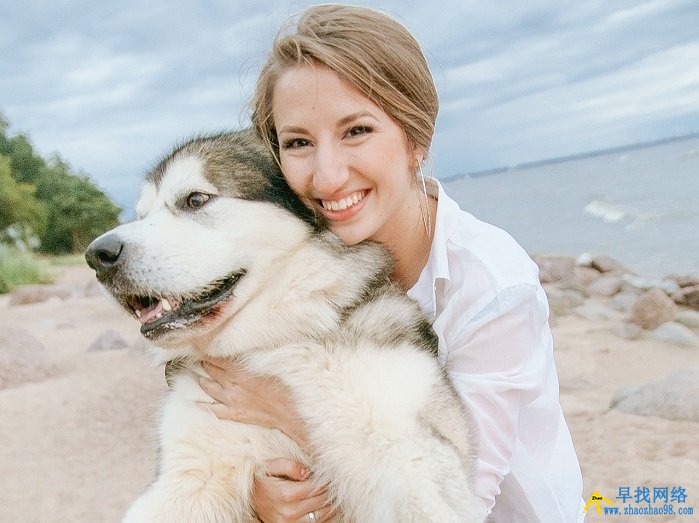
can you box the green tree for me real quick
[0,154,48,245]
[0,117,47,185]
[1,112,122,254]
[36,157,121,253]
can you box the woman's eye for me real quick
[347,125,372,138]
[186,192,211,209]
[281,138,310,149]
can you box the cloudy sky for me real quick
[2,0,698,216]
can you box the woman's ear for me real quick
[412,148,425,167]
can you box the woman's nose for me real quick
[312,143,349,196]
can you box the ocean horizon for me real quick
[443,134,699,278]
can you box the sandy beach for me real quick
[1,263,698,522]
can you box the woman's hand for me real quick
[254,458,337,523]
[198,357,308,447]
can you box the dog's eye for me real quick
[186,192,211,209]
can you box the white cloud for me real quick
[601,0,679,27]
[569,43,699,120]
[1,0,698,209]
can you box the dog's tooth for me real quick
[135,309,142,318]
[162,299,172,312]
[155,313,163,320]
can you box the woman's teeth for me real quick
[321,191,365,211]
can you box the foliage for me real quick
[0,155,48,246]
[35,156,122,253]
[0,112,121,253]
[0,243,53,294]
[0,115,45,185]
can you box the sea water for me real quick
[442,136,699,278]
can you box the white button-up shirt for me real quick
[408,180,584,522]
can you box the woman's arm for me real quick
[443,283,555,516]
[198,359,336,523]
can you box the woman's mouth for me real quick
[319,190,368,215]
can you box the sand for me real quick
[1,265,697,522]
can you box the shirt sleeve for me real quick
[443,282,554,516]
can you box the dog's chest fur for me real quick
[158,240,459,521]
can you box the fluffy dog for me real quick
[85,129,481,522]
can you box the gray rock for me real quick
[574,301,619,321]
[623,274,681,294]
[610,367,699,421]
[668,274,699,288]
[575,252,593,265]
[87,329,130,352]
[9,284,72,305]
[587,274,624,297]
[631,288,678,329]
[534,255,576,283]
[573,266,602,287]
[0,327,54,389]
[611,290,641,313]
[545,287,585,316]
[676,309,699,329]
[671,285,699,311]
[650,322,699,348]
[610,322,643,340]
[589,255,628,274]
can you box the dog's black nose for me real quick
[85,234,124,272]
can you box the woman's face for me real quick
[272,65,420,246]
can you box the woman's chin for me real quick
[329,221,375,246]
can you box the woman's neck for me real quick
[388,194,437,291]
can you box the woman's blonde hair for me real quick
[251,4,439,161]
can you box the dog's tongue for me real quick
[139,300,164,325]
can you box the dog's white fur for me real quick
[87,132,482,522]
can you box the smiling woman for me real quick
[193,4,587,523]
[273,66,425,254]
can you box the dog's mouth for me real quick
[119,270,246,339]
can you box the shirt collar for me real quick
[429,178,458,285]
[408,178,459,316]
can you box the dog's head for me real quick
[85,129,324,347]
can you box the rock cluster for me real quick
[8,279,102,305]
[534,254,699,422]
[1,278,127,390]
[534,254,699,347]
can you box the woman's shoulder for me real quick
[435,186,540,291]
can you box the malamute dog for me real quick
[85,129,481,522]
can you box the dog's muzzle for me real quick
[86,233,246,340]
